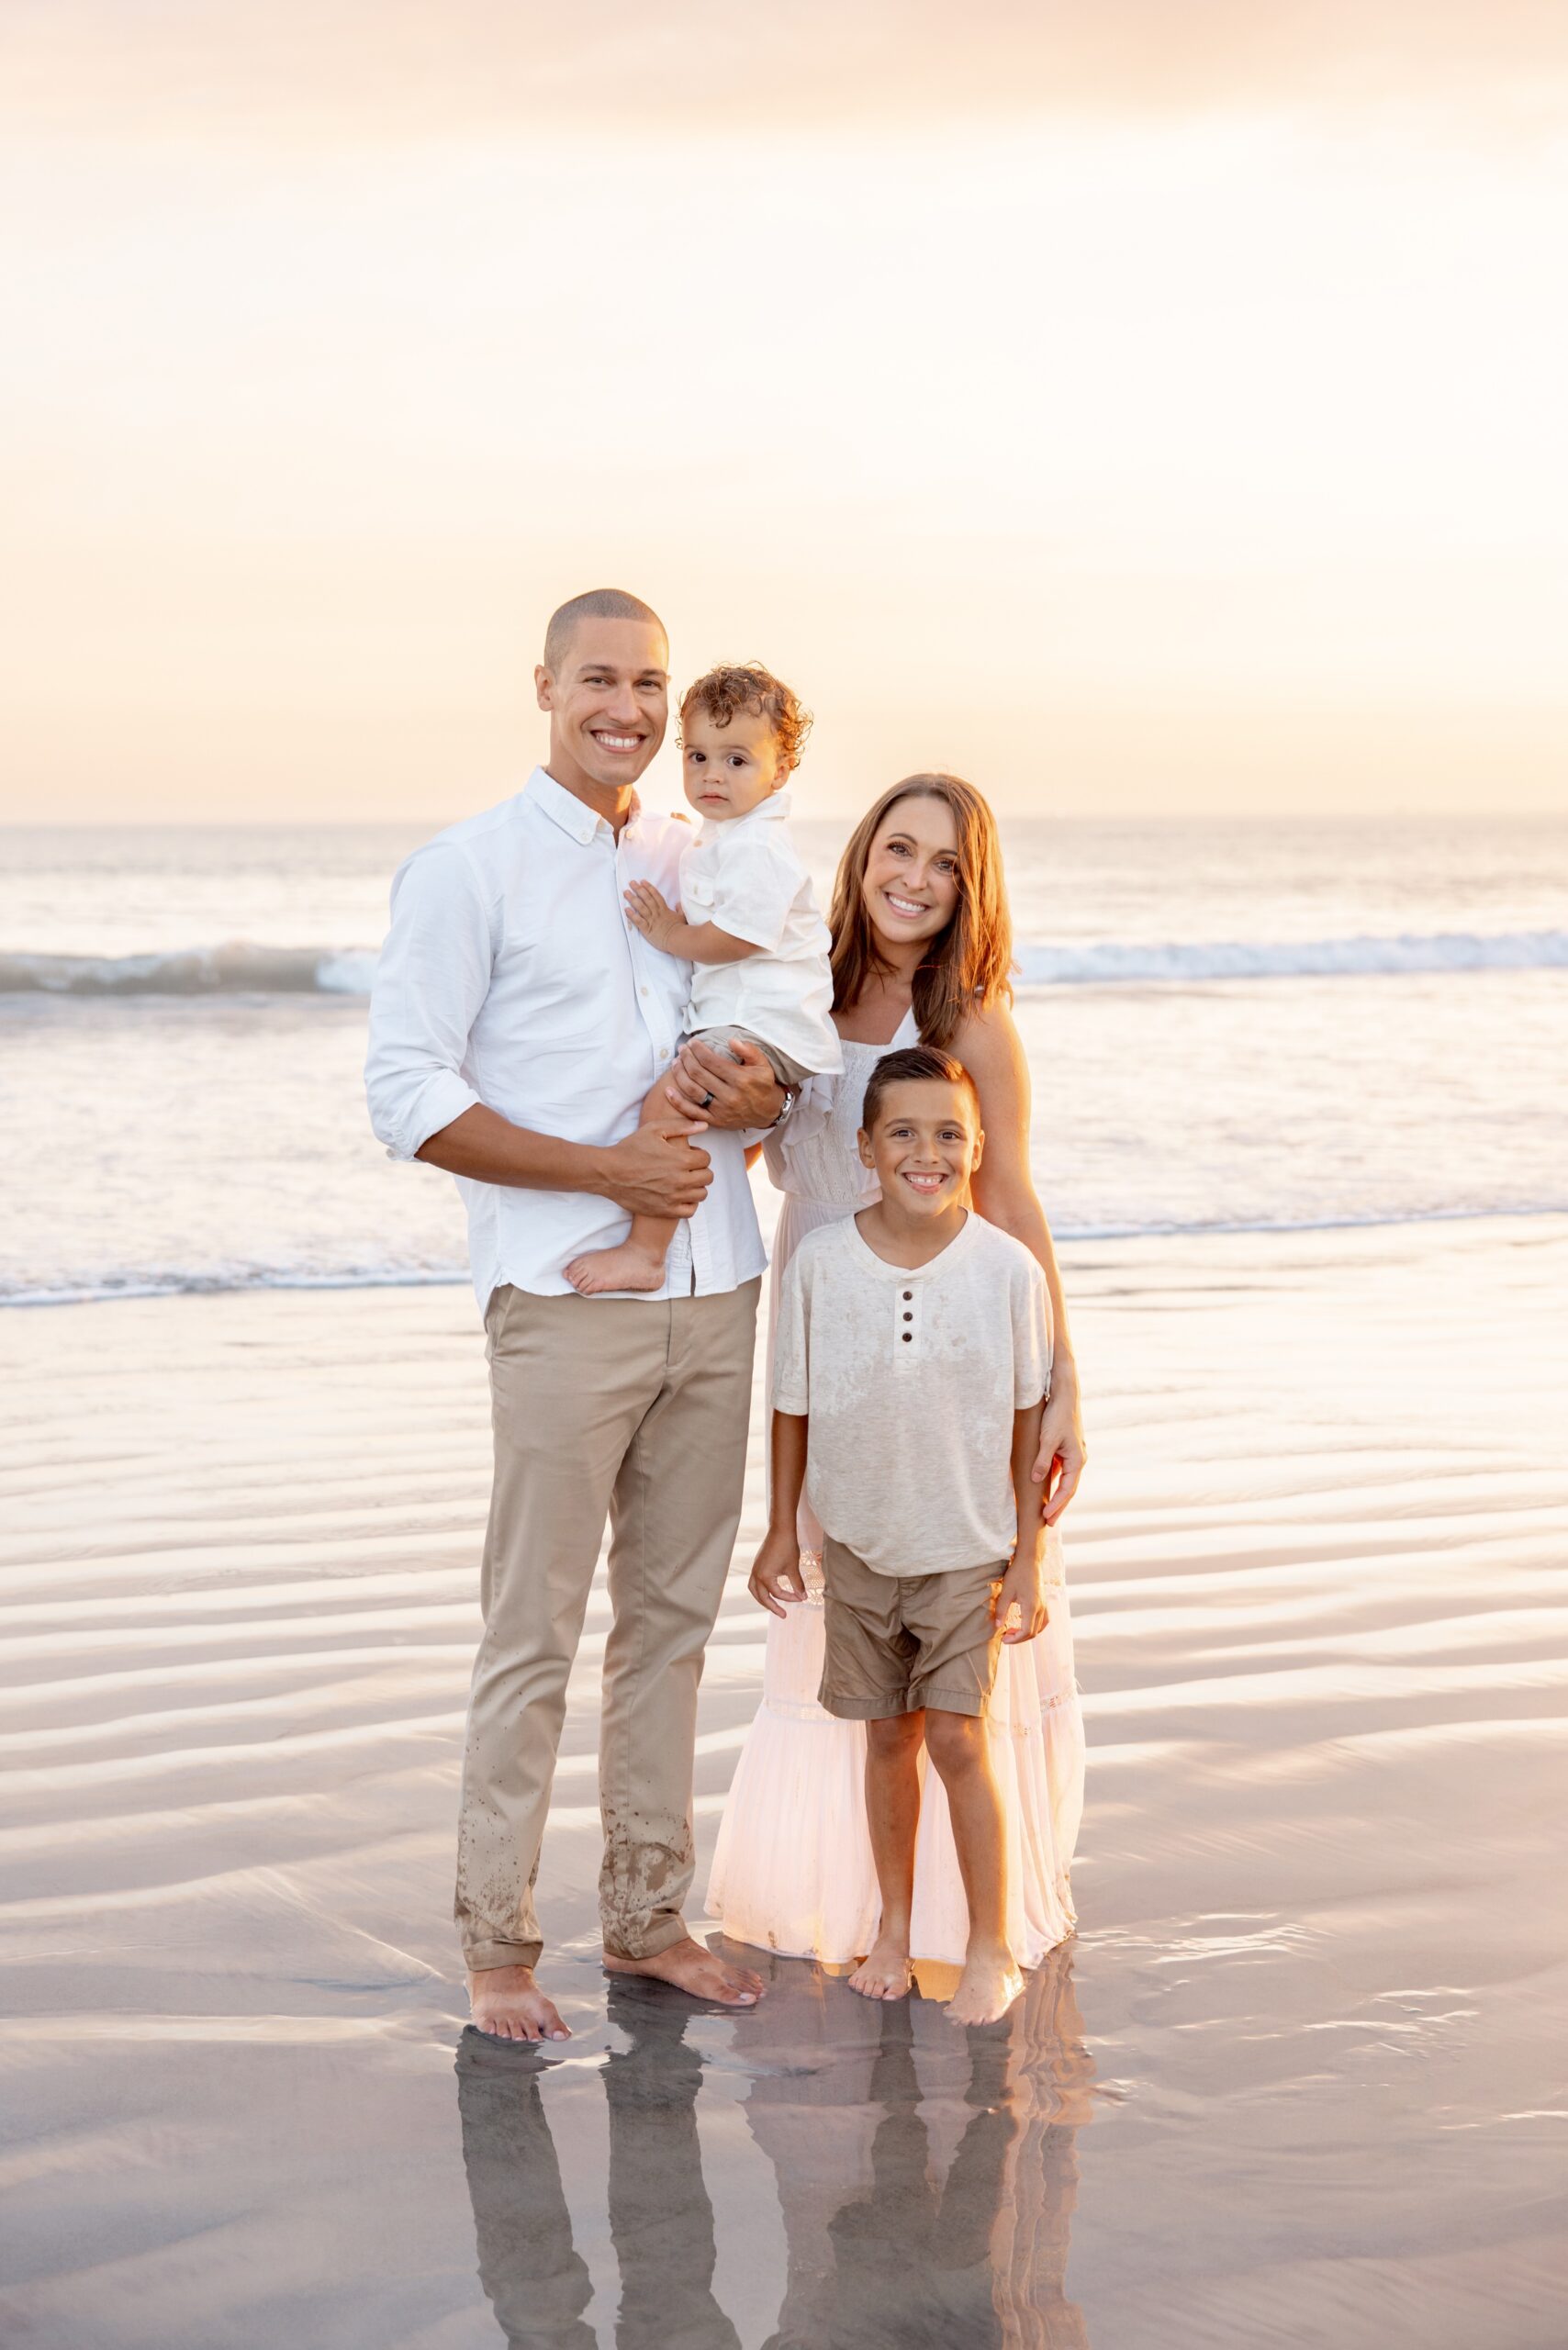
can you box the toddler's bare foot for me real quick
[848,1932,913,2002]
[565,1242,666,1296]
[467,1963,571,2042]
[946,1940,1024,2026]
[603,1935,763,2007]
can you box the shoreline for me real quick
[8,1195,1568,1311]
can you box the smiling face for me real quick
[860,792,962,957]
[857,1076,984,1218]
[681,704,785,822]
[534,616,669,800]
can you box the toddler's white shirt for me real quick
[680,791,842,1076]
[771,1210,1053,1575]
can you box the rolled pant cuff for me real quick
[601,1912,692,1963]
[463,1938,543,1973]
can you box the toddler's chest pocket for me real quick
[683,870,716,915]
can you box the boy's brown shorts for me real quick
[818,1538,1004,1720]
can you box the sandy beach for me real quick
[3,1214,1566,2345]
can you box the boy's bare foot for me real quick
[467,1964,571,2042]
[848,1932,913,2002]
[603,1935,763,2006]
[564,1242,666,1296]
[946,1941,1024,2026]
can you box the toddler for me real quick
[751,1045,1052,2024]
[566,663,840,1295]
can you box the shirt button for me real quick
[902,1291,913,1301]
[902,1312,913,1322]
[902,1333,913,1344]
[640,984,649,997]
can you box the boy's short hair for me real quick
[679,663,812,777]
[861,1046,980,1135]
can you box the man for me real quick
[366,588,786,2042]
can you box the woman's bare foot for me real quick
[848,1932,913,2002]
[946,1940,1024,2026]
[467,1963,571,2042]
[602,1935,763,2006]
[564,1242,666,1296]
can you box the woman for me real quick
[692,774,1087,1972]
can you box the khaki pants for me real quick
[456,1278,760,1971]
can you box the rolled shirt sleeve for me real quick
[364,842,491,1161]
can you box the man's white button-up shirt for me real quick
[365,767,767,1313]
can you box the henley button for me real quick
[902,1312,913,1323]
[902,1333,913,1343]
[902,1291,913,1301]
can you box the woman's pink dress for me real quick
[707,1014,1084,1967]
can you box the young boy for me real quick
[565,662,841,1296]
[751,1045,1052,2025]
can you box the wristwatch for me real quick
[767,1083,799,1129]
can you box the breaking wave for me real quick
[5,929,1566,999]
[0,946,378,996]
[1015,929,1568,986]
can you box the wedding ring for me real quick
[700,1090,716,1109]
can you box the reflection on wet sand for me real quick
[457,1946,1092,2348]
[602,1980,741,2350]
[735,1944,1092,2350]
[456,2033,596,2349]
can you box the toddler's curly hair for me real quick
[679,662,812,778]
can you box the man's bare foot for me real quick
[946,1941,1024,2026]
[467,1963,571,2042]
[602,1935,764,2006]
[564,1242,666,1296]
[848,1932,913,2002]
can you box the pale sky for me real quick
[2,2,1565,822]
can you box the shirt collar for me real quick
[524,765,639,845]
[845,1208,979,1279]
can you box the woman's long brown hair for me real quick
[827,774,1015,1049]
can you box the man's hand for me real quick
[994,1536,1048,1645]
[749,1525,807,1618]
[599,1120,712,1219]
[1032,1379,1087,1526]
[623,880,689,956]
[664,1037,785,1131]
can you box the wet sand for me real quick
[2,1216,1566,2345]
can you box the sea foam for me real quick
[6,930,1567,998]
[1014,929,1568,987]
[0,946,375,996]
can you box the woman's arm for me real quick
[958,1001,1089,1523]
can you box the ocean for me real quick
[4,815,1566,1306]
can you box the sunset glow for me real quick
[2,4,1565,821]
